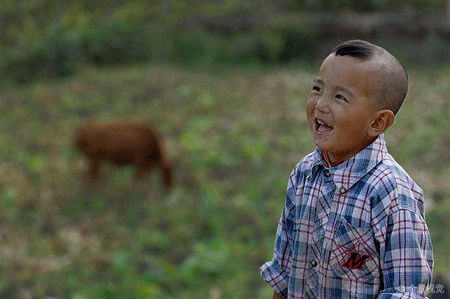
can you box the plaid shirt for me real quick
[260,134,433,298]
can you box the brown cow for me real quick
[75,123,172,189]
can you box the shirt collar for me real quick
[311,134,388,190]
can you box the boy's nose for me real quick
[315,96,331,114]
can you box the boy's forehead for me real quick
[318,54,379,82]
[320,54,378,72]
[317,54,380,99]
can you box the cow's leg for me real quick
[88,159,101,181]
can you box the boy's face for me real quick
[306,54,380,163]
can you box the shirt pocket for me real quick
[330,217,380,283]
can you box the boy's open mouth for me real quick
[315,118,333,133]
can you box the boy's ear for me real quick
[368,109,395,137]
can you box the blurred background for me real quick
[0,0,449,298]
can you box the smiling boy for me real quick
[260,40,433,298]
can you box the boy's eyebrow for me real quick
[312,79,323,85]
[313,78,354,97]
[337,85,354,97]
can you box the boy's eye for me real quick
[335,94,348,102]
[312,86,322,93]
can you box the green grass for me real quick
[0,62,448,298]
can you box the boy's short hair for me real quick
[332,40,408,115]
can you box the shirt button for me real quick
[307,174,312,181]
[339,186,347,194]
[311,259,318,267]
[323,170,331,177]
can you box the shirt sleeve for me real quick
[259,210,291,294]
[260,167,299,295]
[376,208,434,299]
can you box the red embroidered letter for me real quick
[338,242,371,270]
[341,251,370,270]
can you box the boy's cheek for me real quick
[305,100,315,116]
[306,104,315,125]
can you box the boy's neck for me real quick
[323,150,344,168]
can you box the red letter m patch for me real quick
[341,251,371,270]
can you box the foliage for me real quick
[0,60,449,298]
[0,16,299,85]
[286,0,446,12]
[0,0,448,85]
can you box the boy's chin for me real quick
[312,135,331,149]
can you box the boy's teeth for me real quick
[318,120,332,127]
[316,119,333,132]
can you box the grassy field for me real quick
[0,61,449,298]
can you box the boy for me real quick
[260,40,434,298]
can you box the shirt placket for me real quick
[305,166,337,298]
